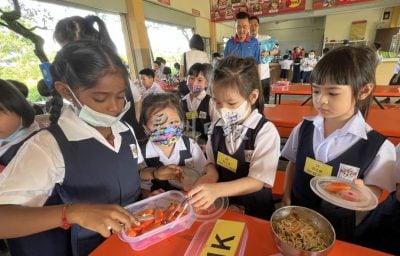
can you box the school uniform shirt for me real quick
[281,111,397,192]
[0,107,144,207]
[182,90,219,123]
[206,109,280,188]
[129,79,142,103]
[0,121,39,165]
[279,59,293,70]
[300,57,317,72]
[143,136,207,174]
[255,34,273,80]
[141,82,165,98]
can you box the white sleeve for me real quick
[0,131,64,207]
[208,99,220,123]
[205,123,217,164]
[248,122,281,187]
[129,80,142,103]
[189,139,208,174]
[363,140,397,192]
[280,121,304,163]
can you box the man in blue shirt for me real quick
[224,12,261,65]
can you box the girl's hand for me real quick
[155,164,184,181]
[149,188,165,197]
[67,204,139,237]
[187,183,220,209]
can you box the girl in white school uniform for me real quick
[139,93,207,192]
[0,80,40,170]
[0,41,142,256]
[188,56,281,220]
[281,46,397,242]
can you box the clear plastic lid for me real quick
[191,196,229,222]
[310,176,378,211]
[168,166,201,190]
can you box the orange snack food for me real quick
[324,181,351,193]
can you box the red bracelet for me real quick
[61,203,72,230]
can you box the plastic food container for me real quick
[119,191,194,251]
[271,81,289,90]
[184,220,248,256]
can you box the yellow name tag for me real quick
[304,157,333,177]
[186,111,198,120]
[216,151,238,173]
[200,219,246,256]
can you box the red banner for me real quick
[210,0,306,22]
[312,0,372,9]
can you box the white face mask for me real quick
[67,86,130,127]
[218,101,250,125]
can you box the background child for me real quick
[354,144,400,255]
[188,56,281,220]
[281,46,397,242]
[0,79,39,169]
[0,41,142,256]
[138,68,165,98]
[300,50,317,83]
[278,55,292,81]
[139,93,207,192]
[181,63,218,149]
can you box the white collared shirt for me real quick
[0,122,39,156]
[142,82,165,98]
[206,109,280,187]
[0,107,143,207]
[182,91,219,122]
[281,111,397,191]
[144,136,207,174]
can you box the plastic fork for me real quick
[162,197,191,225]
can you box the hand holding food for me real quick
[155,164,184,182]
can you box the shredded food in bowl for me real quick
[275,213,330,252]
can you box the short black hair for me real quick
[189,34,205,51]
[153,60,161,66]
[249,15,259,24]
[0,79,35,128]
[212,52,222,59]
[188,63,213,83]
[7,80,29,98]
[139,68,155,78]
[174,62,180,70]
[37,79,52,97]
[156,57,166,64]
[236,11,250,21]
[163,66,171,75]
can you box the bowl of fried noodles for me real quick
[270,206,335,256]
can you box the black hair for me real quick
[189,34,205,51]
[37,79,52,97]
[163,66,172,75]
[213,56,264,113]
[0,79,35,128]
[139,68,155,79]
[212,52,222,59]
[140,93,184,127]
[322,47,330,55]
[54,15,117,53]
[374,42,381,50]
[236,11,250,21]
[49,40,129,124]
[7,80,28,98]
[188,63,213,83]
[249,15,259,24]
[310,46,378,117]
[174,62,180,70]
[283,55,289,60]
[153,60,161,67]
[155,57,166,65]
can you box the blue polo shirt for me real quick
[224,34,261,64]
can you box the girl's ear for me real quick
[54,82,73,101]
[358,83,374,101]
[249,89,259,105]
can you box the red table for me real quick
[90,211,389,256]
[263,104,400,145]
[272,84,400,109]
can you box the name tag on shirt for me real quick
[186,111,198,120]
[199,111,207,119]
[184,158,194,168]
[337,163,360,181]
[129,144,138,159]
[217,151,238,173]
[304,157,333,177]
[244,150,253,163]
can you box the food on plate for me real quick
[127,202,188,237]
[324,181,351,193]
[275,213,330,252]
[323,181,365,202]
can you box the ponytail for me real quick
[49,89,63,125]
[85,15,117,53]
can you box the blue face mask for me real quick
[68,86,130,127]
[0,127,28,146]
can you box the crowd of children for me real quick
[1,12,399,256]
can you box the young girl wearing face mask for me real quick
[281,46,396,242]
[300,50,317,83]
[0,41,143,256]
[139,93,208,193]
[0,80,39,171]
[187,56,281,220]
[181,63,218,149]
